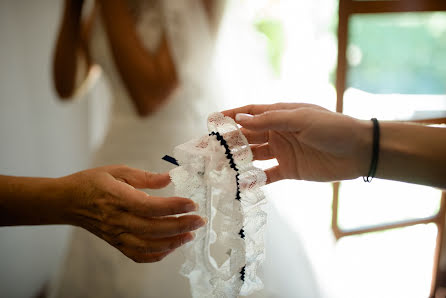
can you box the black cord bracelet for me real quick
[363,118,380,182]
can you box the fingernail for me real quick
[235,113,253,122]
[185,202,198,212]
[193,217,206,229]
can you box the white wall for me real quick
[0,1,93,297]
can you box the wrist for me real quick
[355,119,374,178]
[26,177,75,225]
[46,177,75,225]
[51,175,84,226]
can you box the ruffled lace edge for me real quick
[170,112,267,297]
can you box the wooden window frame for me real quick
[334,1,446,296]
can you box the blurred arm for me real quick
[53,0,95,99]
[97,0,178,116]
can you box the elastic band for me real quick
[363,118,380,182]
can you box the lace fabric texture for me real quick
[170,113,267,297]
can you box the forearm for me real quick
[53,0,85,98]
[360,121,446,189]
[0,176,71,226]
[97,0,140,57]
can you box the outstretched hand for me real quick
[223,103,372,184]
[60,165,205,263]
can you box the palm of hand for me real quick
[64,165,204,263]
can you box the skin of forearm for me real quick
[97,0,179,116]
[53,0,85,98]
[360,121,446,189]
[0,176,71,226]
[97,0,142,59]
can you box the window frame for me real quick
[334,1,446,296]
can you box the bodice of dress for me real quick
[89,0,218,121]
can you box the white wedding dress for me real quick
[48,1,323,297]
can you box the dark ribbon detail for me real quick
[162,155,179,166]
[209,131,246,282]
[239,228,245,239]
[240,266,246,282]
[209,132,240,200]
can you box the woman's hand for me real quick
[60,165,205,263]
[223,103,372,183]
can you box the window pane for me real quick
[347,12,446,95]
[338,178,442,230]
[333,224,437,298]
[340,12,446,230]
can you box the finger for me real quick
[222,103,320,119]
[222,103,288,119]
[109,177,197,217]
[125,214,206,238]
[236,109,304,131]
[110,166,171,189]
[265,166,283,184]
[126,194,198,218]
[119,232,195,254]
[251,143,274,160]
[122,247,175,263]
[134,250,174,263]
[241,128,269,144]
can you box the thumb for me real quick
[235,109,303,131]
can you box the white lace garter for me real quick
[168,112,267,297]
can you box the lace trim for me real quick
[170,112,266,297]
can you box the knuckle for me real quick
[144,171,154,180]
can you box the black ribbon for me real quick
[162,155,179,166]
[209,131,247,282]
